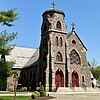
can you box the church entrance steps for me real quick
[56,87,100,92]
[86,87,100,92]
[74,87,85,92]
[57,87,73,92]
[57,87,85,92]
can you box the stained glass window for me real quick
[69,49,80,64]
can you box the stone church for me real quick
[19,7,92,91]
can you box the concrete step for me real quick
[87,87,100,92]
[57,87,73,92]
[74,87,85,92]
[57,87,100,92]
[57,87,85,92]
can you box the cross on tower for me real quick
[52,2,56,8]
[71,22,75,31]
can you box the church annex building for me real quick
[8,7,92,91]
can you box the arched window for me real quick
[60,37,63,46]
[82,76,85,83]
[56,21,61,30]
[56,52,63,62]
[69,49,80,65]
[49,13,54,17]
[56,36,58,46]
[72,40,76,45]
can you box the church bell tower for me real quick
[39,5,68,91]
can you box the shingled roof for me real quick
[6,46,37,69]
[23,48,39,68]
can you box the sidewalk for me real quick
[47,91,100,94]
[48,91,100,100]
[1,91,100,96]
[0,93,32,96]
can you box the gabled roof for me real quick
[67,30,87,51]
[6,46,37,69]
[24,48,39,68]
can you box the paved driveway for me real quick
[48,92,100,100]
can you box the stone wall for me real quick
[67,31,92,87]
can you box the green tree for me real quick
[0,8,18,90]
[95,66,100,81]
[90,59,100,81]
[0,8,18,26]
[91,66,100,81]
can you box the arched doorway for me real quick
[55,69,64,87]
[72,70,79,87]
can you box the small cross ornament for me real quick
[71,22,75,31]
[52,2,56,8]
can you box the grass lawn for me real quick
[0,91,14,94]
[0,96,31,100]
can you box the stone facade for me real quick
[20,8,92,91]
[67,31,91,87]
[38,8,92,91]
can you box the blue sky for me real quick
[0,0,100,66]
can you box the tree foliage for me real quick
[0,30,18,60]
[0,8,18,89]
[0,60,15,77]
[0,8,18,27]
[90,59,100,81]
[91,66,100,81]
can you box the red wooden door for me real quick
[72,71,79,87]
[55,74,62,87]
[72,75,77,87]
[55,69,64,87]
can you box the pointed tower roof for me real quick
[42,2,65,17]
[42,8,65,17]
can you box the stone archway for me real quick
[72,70,79,87]
[55,69,64,87]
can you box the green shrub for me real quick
[17,87,27,92]
[40,85,46,97]
[36,85,46,97]
[41,92,46,96]
[31,92,38,99]
[36,87,40,91]
[34,91,40,97]
[23,87,27,91]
